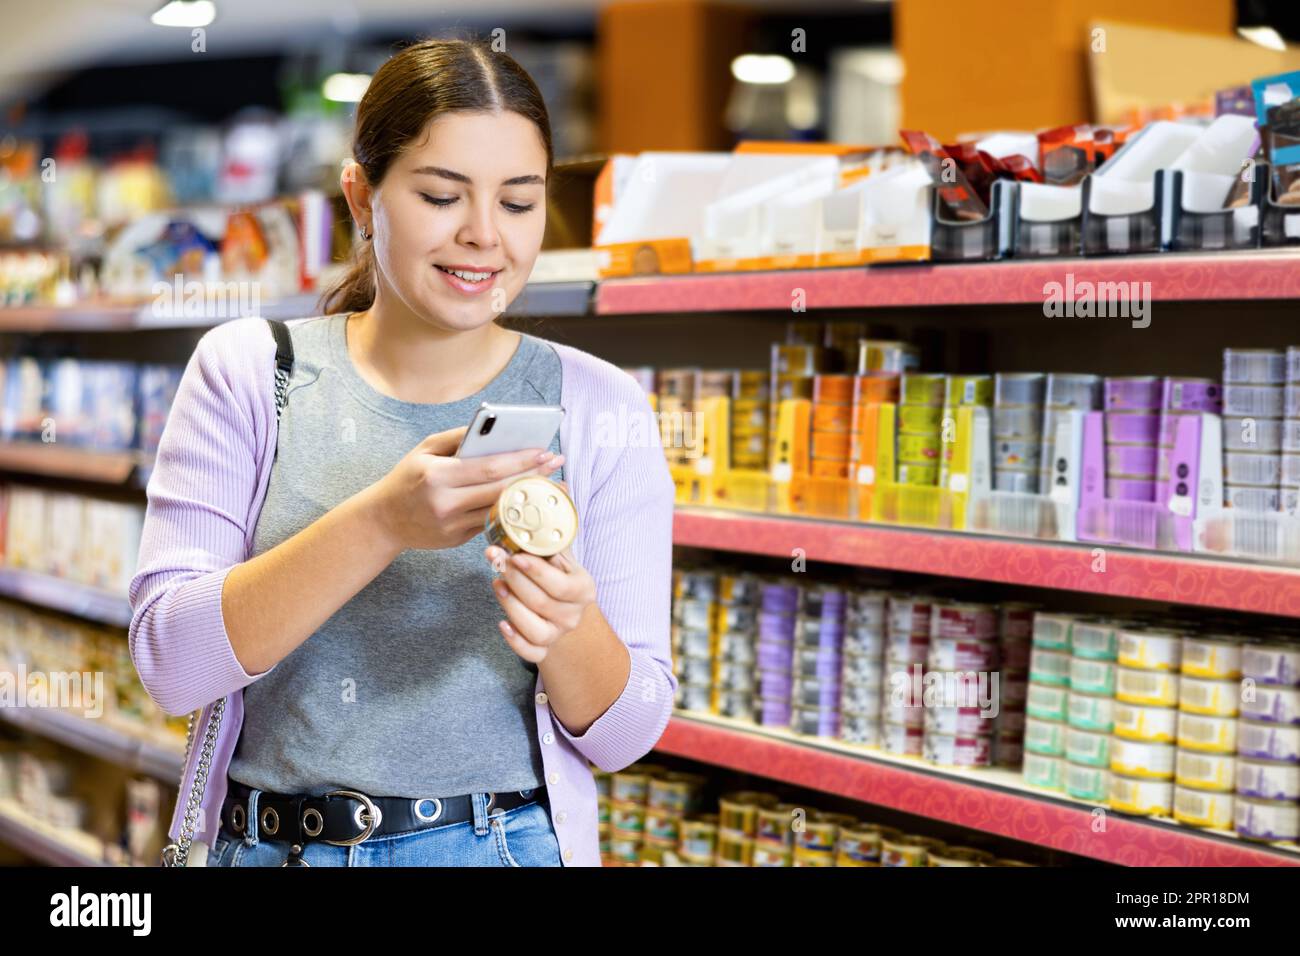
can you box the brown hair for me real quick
[321,38,554,315]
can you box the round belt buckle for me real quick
[323,790,382,846]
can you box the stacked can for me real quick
[1170,636,1241,831]
[993,373,1046,494]
[730,370,771,471]
[1038,373,1103,495]
[671,569,715,714]
[938,375,993,489]
[839,588,889,747]
[675,814,719,866]
[791,585,846,738]
[607,763,666,865]
[751,800,805,866]
[1063,618,1125,804]
[656,368,699,467]
[922,600,998,768]
[793,811,859,867]
[754,580,800,727]
[640,771,707,865]
[993,603,1034,767]
[1108,627,1182,817]
[881,594,931,756]
[711,572,761,720]
[769,343,825,462]
[809,375,854,480]
[857,339,920,378]
[715,791,777,867]
[1221,348,1286,513]
[896,373,946,486]
[1284,347,1300,515]
[1104,376,1163,502]
[1235,639,1300,842]
[1022,612,1074,793]
[1157,377,1223,507]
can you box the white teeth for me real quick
[442,267,492,282]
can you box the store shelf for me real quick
[656,712,1300,867]
[0,706,183,781]
[0,442,150,486]
[0,799,106,866]
[0,280,593,332]
[0,567,132,627]
[597,249,1300,314]
[507,280,594,317]
[673,507,1300,616]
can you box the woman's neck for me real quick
[344,293,521,404]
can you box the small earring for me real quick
[359,224,371,241]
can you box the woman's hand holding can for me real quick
[371,425,564,552]
[484,544,597,664]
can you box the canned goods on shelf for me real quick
[993,438,1042,470]
[750,842,792,867]
[1065,726,1111,767]
[1031,612,1075,650]
[644,808,683,844]
[1236,759,1300,801]
[1066,762,1111,802]
[898,402,944,433]
[1222,384,1283,418]
[677,814,719,860]
[993,405,1043,441]
[772,344,823,376]
[1224,452,1281,486]
[927,637,998,671]
[1112,701,1178,743]
[852,373,900,406]
[1172,787,1234,829]
[1222,348,1286,385]
[733,370,769,400]
[931,601,998,640]
[1044,372,1102,409]
[1069,657,1117,697]
[716,690,754,720]
[1117,629,1182,671]
[812,373,854,405]
[929,846,996,867]
[1237,720,1300,762]
[888,596,932,636]
[1239,684,1300,724]
[836,823,884,865]
[839,712,881,746]
[899,373,947,406]
[1023,752,1067,791]
[1221,416,1282,452]
[657,367,699,398]
[1224,484,1281,512]
[1241,642,1300,686]
[1174,750,1235,792]
[1069,619,1122,661]
[924,706,994,737]
[1104,376,1162,411]
[1027,684,1069,721]
[1175,712,1237,754]
[882,721,925,755]
[1029,648,1072,686]
[1163,377,1222,414]
[811,402,853,433]
[1116,667,1180,707]
[1024,717,1067,756]
[714,831,752,866]
[674,682,712,712]
[754,803,802,848]
[1067,691,1115,732]
[995,372,1046,407]
[1178,676,1240,717]
[858,340,919,376]
[880,834,946,867]
[1180,636,1243,680]
[1109,774,1173,816]
[1110,738,1175,779]
[717,791,778,836]
[1235,797,1300,842]
[945,374,993,407]
[1000,639,1031,671]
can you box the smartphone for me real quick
[455,402,564,458]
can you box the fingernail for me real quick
[536,451,553,462]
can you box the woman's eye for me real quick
[420,194,457,207]
[502,202,535,215]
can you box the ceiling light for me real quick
[731,54,796,86]
[322,73,372,103]
[1237,25,1286,51]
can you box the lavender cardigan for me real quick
[128,315,677,866]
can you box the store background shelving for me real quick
[656,712,1300,867]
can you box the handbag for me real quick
[160,317,295,867]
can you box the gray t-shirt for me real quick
[228,313,563,798]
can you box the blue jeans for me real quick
[208,790,562,867]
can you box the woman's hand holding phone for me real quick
[371,425,564,552]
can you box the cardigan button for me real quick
[548,773,559,785]
[556,811,567,824]
[542,732,554,745]
[535,692,549,705]
[563,848,573,862]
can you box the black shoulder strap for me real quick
[266,318,294,419]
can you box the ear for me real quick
[340,160,373,226]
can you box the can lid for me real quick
[494,477,578,556]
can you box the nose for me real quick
[457,196,501,251]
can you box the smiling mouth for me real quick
[434,264,501,295]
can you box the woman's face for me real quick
[354,110,548,333]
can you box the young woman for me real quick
[129,38,675,867]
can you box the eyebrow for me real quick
[411,165,544,187]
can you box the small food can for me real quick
[880,834,946,867]
[1065,727,1110,767]
[485,476,578,556]
[900,373,947,406]
[1027,683,1069,721]
[1110,738,1175,780]
[1239,684,1300,725]
[1237,719,1300,762]
[945,374,994,407]
[1029,648,1072,686]
[1234,796,1300,842]
[1173,787,1234,829]
[1069,619,1121,661]
[1065,762,1111,802]
[1024,717,1067,756]
[1032,612,1076,650]
[1175,712,1237,754]
[836,823,884,866]
[677,814,719,861]
[1235,758,1300,801]
[1108,774,1173,816]
[1174,750,1235,792]
[1117,629,1182,672]
[1178,676,1240,717]
[1067,692,1115,733]
[1112,701,1178,743]
[1180,636,1243,680]
[1069,657,1117,696]
[1023,752,1066,791]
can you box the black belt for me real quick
[220,781,548,847]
